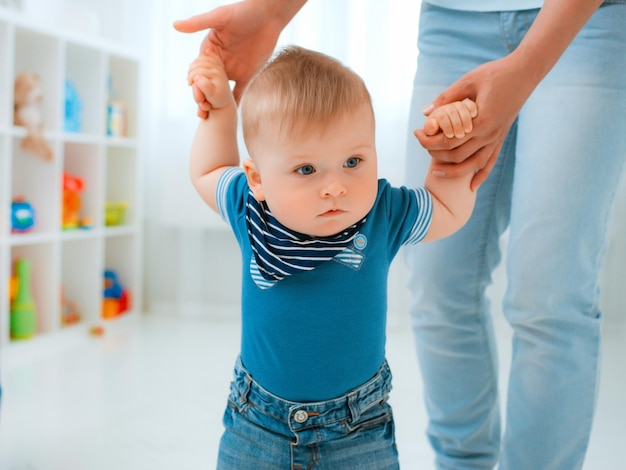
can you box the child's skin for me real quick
[188,53,478,243]
[423,98,478,139]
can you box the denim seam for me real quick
[472,119,518,403]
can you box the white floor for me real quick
[0,307,624,470]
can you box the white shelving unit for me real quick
[0,8,143,362]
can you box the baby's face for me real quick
[248,103,378,237]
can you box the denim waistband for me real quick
[228,356,392,443]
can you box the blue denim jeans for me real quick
[216,358,399,469]
[405,3,626,470]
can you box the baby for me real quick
[187,46,477,469]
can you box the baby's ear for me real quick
[243,158,265,201]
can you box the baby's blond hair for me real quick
[241,46,373,150]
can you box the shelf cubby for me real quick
[64,43,104,136]
[14,27,62,131]
[11,137,60,235]
[61,237,101,327]
[107,55,138,139]
[63,141,101,229]
[103,234,137,320]
[105,145,136,226]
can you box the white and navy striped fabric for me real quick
[405,187,432,245]
[245,194,366,282]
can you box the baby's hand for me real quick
[187,54,235,117]
[423,98,478,139]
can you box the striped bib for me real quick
[246,193,365,285]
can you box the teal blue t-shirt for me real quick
[216,168,432,402]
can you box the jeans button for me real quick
[294,410,308,423]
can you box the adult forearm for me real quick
[511,0,603,90]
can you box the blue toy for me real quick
[102,269,130,319]
[11,199,35,233]
[64,79,83,133]
[103,269,124,299]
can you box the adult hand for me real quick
[415,54,535,190]
[174,1,306,117]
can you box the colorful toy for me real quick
[10,258,37,340]
[89,325,105,336]
[60,285,82,327]
[102,269,130,319]
[64,79,83,133]
[105,201,128,226]
[107,101,128,137]
[14,72,53,161]
[11,198,35,233]
[62,172,91,229]
[106,76,128,138]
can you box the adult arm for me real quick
[415,0,603,189]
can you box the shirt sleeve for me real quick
[405,187,432,245]
[379,180,433,248]
[215,167,246,226]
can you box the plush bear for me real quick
[14,73,53,161]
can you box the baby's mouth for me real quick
[320,209,344,217]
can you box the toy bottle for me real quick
[10,258,37,340]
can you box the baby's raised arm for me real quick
[188,54,240,212]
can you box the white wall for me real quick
[20,0,151,49]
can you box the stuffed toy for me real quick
[14,73,53,161]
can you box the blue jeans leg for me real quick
[500,5,626,467]
[405,3,626,469]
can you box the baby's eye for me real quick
[296,165,316,175]
[344,157,361,169]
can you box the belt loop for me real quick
[347,392,360,424]
[241,373,252,405]
[232,358,253,408]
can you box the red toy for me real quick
[62,172,84,229]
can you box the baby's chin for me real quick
[307,218,364,238]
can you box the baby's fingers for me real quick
[429,107,458,139]
[462,97,478,118]
[192,81,211,111]
[187,55,225,84]
[423,118,441,136]
[448,101,475,137]
[432,101,477,139]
